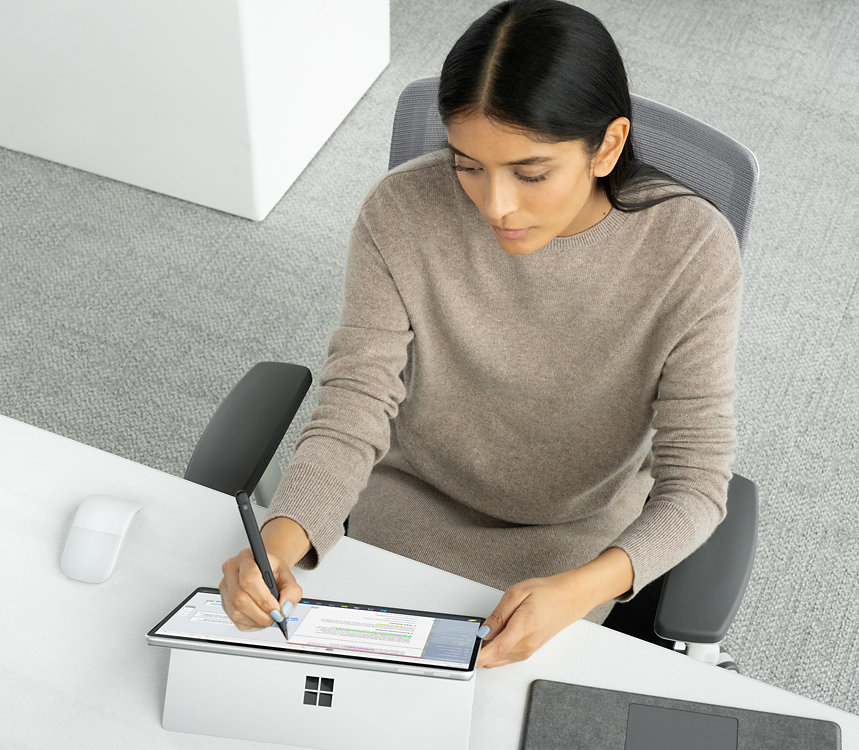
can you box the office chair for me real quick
[184,77,761,670]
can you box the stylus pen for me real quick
[235,490,290,642]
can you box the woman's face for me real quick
[445,114,628,255]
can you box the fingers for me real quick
[475,584,531,668]
[477,578,573,668]
[220,548,302,631]
[477,606,536,668]
[277,575,303,620]
[220,549,274,630]
[478,583,529,643]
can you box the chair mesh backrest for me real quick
[388,76,759,257]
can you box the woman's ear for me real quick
[592,117,630,178]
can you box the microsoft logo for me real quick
[303,676,335,707]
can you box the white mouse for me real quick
[60,494,143,583]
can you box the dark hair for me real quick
[438,0,707,213]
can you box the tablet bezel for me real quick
[147,587,485,679]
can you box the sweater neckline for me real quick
[541,206,627,251]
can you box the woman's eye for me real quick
[518,173,548,183]
[452,163,548,183]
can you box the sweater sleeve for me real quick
[608,260,743,599]
[263,199,413,568]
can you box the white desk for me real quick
[1,414,856,748]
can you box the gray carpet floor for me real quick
[2,0,857,717]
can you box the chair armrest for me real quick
[654,473,759,643]
[184,362,312,496]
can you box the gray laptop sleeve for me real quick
[521,680,841,750]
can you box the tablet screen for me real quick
[148,588,485,673]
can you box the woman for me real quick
[219,0,741,670]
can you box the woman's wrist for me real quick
[556,546,634,613]
[261,516,312,568]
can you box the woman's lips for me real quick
[492,226,531,240]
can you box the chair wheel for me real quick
[716,649,740,673]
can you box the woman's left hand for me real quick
[475,571,592,668]
[475,548,634,669]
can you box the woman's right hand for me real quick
[218,517,311,631]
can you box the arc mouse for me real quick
[61,494,143,583]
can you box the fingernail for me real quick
[477,625,491,639]
[282,601,293,617]
[270,609,284,623]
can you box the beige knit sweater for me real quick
[266,148,742,624]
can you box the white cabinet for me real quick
[0,0,390,220]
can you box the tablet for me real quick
[147,587,485,680]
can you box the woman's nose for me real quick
[483,174,519,223]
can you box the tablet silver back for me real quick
[161,646,476,749]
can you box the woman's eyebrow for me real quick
[446,143,553,166]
